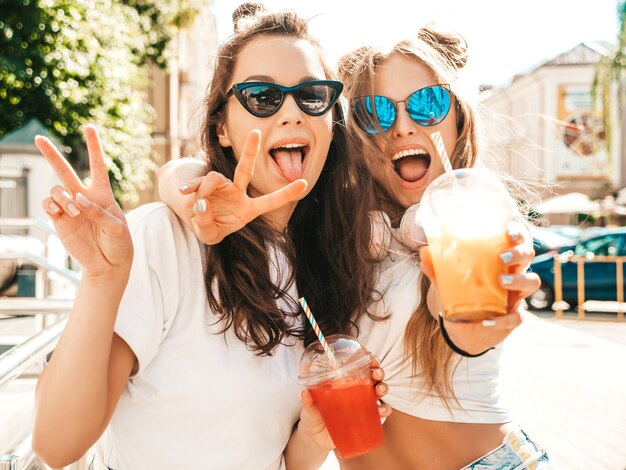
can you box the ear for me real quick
[216,121,231,148]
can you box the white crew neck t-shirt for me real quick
[357,236,511,424]
[93,203,303,470]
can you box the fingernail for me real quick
[48,202,60,214]
[377,383,387,394]
[193,199,207,213]
[76,192,91,207]
[378,405,387,414]
[509,230,520,241]
[500,251,513,264]
[482,319,497,327]
[179,184,190,192]
[373,368,384,380]
[66,203,80,217]
[500,274,514,285]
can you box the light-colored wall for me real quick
[0,149,62,220]
[137,5,217,206]
[482,63,619,198]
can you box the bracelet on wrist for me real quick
[438,313,494,358]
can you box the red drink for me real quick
[299,334,385,459]
[308,378,384,458]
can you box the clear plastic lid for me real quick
[298,334,372,385]
[418,168,515,238]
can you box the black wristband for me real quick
[438,314,494,358]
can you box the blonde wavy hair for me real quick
[338,25,481,403]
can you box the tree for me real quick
[0,0,202,204]
[592,1,626,157]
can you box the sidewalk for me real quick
[500,313,626,469]
[321,313,626,469]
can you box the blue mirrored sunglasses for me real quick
[225,80,343,118]
[351,84,452,134]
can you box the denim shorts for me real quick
[461,428,550,470]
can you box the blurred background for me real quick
[1,1,626,469]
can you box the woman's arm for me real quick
[284,391,332,469]
[33,276,136,467]
[30,126,137,467]
[157,157,207,226]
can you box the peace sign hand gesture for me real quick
[178,130,308,245]
[35,125,133,279]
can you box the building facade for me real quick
[139,5,218,204]
[481,43,621,202]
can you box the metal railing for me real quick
[553,253,626,320]
[0,218,88,469]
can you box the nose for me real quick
[276,95,304,126]
[391,102,417,138]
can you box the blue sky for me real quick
[213,0,619,90]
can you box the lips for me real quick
[269,142,309,182]
[391,148,431,183]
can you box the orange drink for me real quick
[418,168,515,322]
[428,231,510,322]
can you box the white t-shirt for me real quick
[94,203,303,470]
[357,237,511,424]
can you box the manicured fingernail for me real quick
[193,199,207,213]
[373,368,384,380]
[48,202,60,214]
[377,383,387,394]
[500,251,513,264]
[509,230,520,241]
[76,192,91,207]
[66,203,80,217]
[500,274,514,285]
[179,184,190,192]
[482,319,497,327]
[378,405,387,414]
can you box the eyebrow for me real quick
[241,75,322,83]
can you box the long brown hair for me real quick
[199,3,376,355]
[339,25,479,400]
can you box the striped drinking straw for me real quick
[430,131,453,173]
[299,297,335,364]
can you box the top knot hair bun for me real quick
[232,2,266,32]
[418,25,469,70]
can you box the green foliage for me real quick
[592,1,626,157]
[0,0,202,204]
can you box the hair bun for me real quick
[232,2,266,32]
[418,25,468,70]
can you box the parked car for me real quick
[526,227,626,310]
[543,225,583,241]
[529,226,576,257]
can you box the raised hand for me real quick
[420,224,541,353]
[178,130,308,244]
[35,125,132,278]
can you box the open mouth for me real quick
[392,148,431,183]
[269,143,309,182]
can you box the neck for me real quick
[264,201,298,231]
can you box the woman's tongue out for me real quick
[272,147,304,182]
[394,154,430,182]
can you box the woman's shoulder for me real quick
[125,203,192,240]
